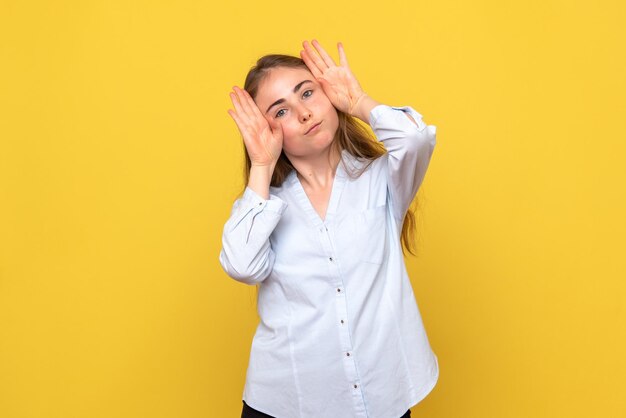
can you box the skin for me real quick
[227,40,415,219]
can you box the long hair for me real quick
[238,54,420,261]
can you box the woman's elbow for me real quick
[218,249,272,285]
[405,125,436,157]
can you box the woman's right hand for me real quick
[227,86,283,168]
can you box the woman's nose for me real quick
[298,105,312,122]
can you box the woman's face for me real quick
[253,66,339,159]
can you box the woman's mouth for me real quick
[306,122,321,135]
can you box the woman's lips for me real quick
[306,122,321,134]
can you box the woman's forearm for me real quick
[247,163,276,200]
[352,94,381,125]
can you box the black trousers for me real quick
[242,400,412,418]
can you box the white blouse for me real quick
[219,104,439,418]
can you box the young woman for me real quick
[220,39,439,418]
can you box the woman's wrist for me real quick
[248,163,276,200]
[351,94,381,125]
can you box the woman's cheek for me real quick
[283,123,297,141]
[280,127,294,149]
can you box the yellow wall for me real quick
[1,1,624,417]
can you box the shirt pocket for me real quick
[354,204,388,264]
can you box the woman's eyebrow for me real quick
[265,80,313,114]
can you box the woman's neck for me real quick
[290,146,342,191]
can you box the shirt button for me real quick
[346,352,351,357]
[353,384,358,389]
[329,257,333,262]
[337,288,341,292]
[340,319,344,324]
[258,202,262,206]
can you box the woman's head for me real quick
[250,65,339,161]
[242,54,384,187]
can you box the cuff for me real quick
[242,186,288,214]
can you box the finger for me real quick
[311,39,337,68]
[300,49,323,79]
[302,40,329,72]
[226,108,236,122]
[271,120,284,139]
[337,42,350,68]
[301,42,324,72]
[231,119,257,151]
[234,87,264,123]
[229,91,249,123]
[227,108,249,139]
[227,108,241,128]
[233,86,256,119]
[229,94,257,141]
[316,77,330,90]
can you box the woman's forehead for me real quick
[258,67,315,97]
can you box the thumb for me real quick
[270,120,283,138]
[317,76,331,91]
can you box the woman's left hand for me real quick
[300,40,367,117]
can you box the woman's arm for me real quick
[222,84,286,284]
[218,186,287,285]
[368,104,437,221]
[352,94,419,127]
[299,39,436,220]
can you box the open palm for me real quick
[300,40,367,116]
[227,86,283,167]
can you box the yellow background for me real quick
[1,0,624,416]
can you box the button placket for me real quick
[321,221,366,408]
[321,224,338,270]
[333,265,361,399]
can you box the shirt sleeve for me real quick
[369,104,437,221]
[218,185,288,285]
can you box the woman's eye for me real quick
[274,91,313,118]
